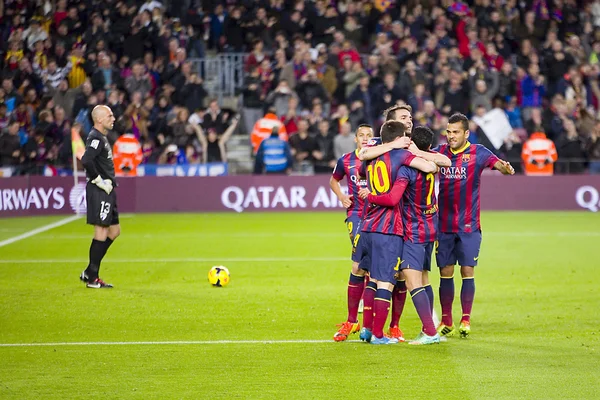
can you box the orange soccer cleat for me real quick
[333,321,361,342]
[385,325,405,342]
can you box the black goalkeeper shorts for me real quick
[86,182,119,227]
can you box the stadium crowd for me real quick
[1,0,600,174]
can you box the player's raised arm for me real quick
[493,159,516,175]
[358,136,410,161]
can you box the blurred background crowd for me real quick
[1,0,600,175]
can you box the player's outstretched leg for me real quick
[438,267,456,336]
[359,280,377,342]
[387,280,406,341]
[459,273,475,338]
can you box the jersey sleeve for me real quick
[81,135,102,178]
[398,149,416,167]
[332,156,345,181]
[478,145,501,169]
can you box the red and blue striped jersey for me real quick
[433,142,500,233]
[361,149,415,236]
[332,150,367,218]
[398,165,438,243]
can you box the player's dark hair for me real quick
[383,104,412,121]
[380,120,406,143]
[448,113,469,131]
[356,123,373,136]
[412,126,434,151]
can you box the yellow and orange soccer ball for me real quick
[208,266,230,287]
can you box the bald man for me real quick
[80,105,119,288]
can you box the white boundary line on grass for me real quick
[0,257,350,264]
[0,339,360,347]
[0,215,81,249]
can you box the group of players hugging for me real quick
[330,105,515,345]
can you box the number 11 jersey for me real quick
[398,166,438,243]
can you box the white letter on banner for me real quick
[2,190,13,210]
[257,187,274,207]
[290,186,307,208]
[312,186,331,208]
[243,187,261,210]
[271,187,290,209]
[15,189,27,210]
[575,186,599,212]
[27,189,42,209]
[53,188,65,209]
[221,187,244,212]
[38,188,52,209]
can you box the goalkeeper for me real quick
[79,106,120,289]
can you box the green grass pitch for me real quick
[0,211,599,399]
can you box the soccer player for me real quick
[79,105,120,289]
[330,124,374,342]
[358,123,450,341]
[361,126,442,345]
[382,104,414,134]
[434,113,514,337]
[357,120,437,345]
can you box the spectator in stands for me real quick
[241,67,264,135]
[266,80,298,119]
[296,69,329,113]
[251,107,287,154]
[289,118,317,174]
[0,121,22,167]
[557,119,587,174]
[254,126,293,175]
[193,115,239,163]
[313,119,336,174]
[588,122,600,174]
[522,131,556,176]
[333,122,355,159]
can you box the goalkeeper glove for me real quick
[91,176,113,195]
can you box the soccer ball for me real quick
[208,266,230,287]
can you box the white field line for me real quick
[0,257,350,264]
[29,231,600,240]
[0,339,361,347]
[0,215,80,248]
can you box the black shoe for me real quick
[80,271,90,283]
[86,278,113,289]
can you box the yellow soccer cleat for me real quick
[437,323,456,337]
[333,321,361,342]
[459,320,471,338]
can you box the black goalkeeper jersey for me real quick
[81,128,116,183]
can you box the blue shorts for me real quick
[360,231,403,283]
[402,241,434,272]
[346,214,362,250]
[351,230,371,271]
[435,231,482,268]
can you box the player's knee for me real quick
[93,226,109,241]
[440,265,454,277]
[460,266,474,278]
[109,225,121,240]
[351,262,364,275]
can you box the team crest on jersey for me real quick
[462,154,471,162]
